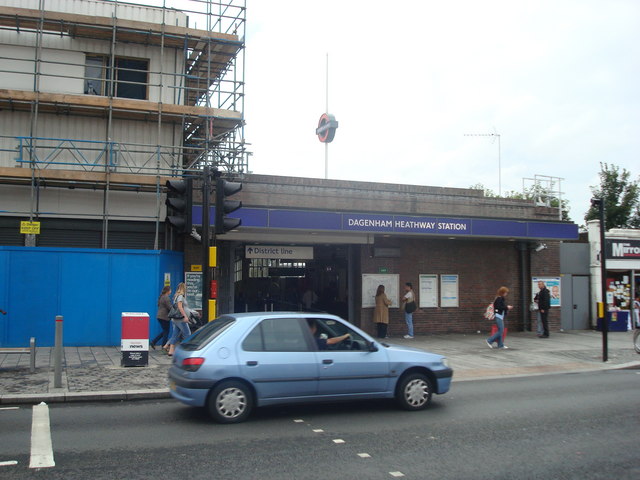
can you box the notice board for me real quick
[185,272,203,310]
[362,274,399,308]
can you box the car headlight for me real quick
[441,357,450,368]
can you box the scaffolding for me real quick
[0,0,248,247]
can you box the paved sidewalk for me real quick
[1,330,638,405]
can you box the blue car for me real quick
[168,312,453,423]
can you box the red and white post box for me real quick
[121,312,149,367]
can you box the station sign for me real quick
[246,245,314,260]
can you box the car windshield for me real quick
[180,316,235,351]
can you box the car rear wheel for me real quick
[396,373,433,411]
[207,380,253,424]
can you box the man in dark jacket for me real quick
[537,281,551,338]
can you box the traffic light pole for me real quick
[201,166,211,324]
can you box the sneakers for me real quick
[485,339,493,349]
[499,345,509,349]
[403,335,414,339]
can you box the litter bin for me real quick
[121,312,149,367]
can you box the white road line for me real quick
[332,439,345,444]
[389,472,405,478]
[0,461,18,467]
[357,453,371,458]
[29,402,55,469]
[0,407,19,411]
[312,429,324,433]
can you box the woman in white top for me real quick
[401,282,416,338]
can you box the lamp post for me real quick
[591,197,608,362]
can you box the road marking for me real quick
[0,461,18,467]
[357,453,371,458]
[293,419,304,423]
[312,429,324,433]
[29,402,55,469]
[332,439,345,444]
[0,407,19,411]
[389,472,405,477]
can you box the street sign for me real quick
[20,221,41,234]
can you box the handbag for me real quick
[405,301,417,314]
[168,302,183,319]
[529,302,539,312]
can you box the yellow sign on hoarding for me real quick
[20,221,41,234]
[191,264,202,272]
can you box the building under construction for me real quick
[0,0,247,248]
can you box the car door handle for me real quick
[322,359,333,365]
[246,361,258,366]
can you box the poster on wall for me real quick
[362,274,399,308]
[419,274,438,308]
[532,277,561,307]
[185,272,203,310]
[440,274,459,307]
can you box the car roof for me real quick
[219,311,342,321]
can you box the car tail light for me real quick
[181,357,205,372]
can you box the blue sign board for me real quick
[192,206,578,240]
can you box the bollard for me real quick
[54,315,63,388]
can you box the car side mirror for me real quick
[367,341,379,352]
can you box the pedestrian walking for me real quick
[537,281,551,338]
[401,282,417,339]
[373,284,392,338]
[167,282,191,357]
[486,286,513,349]
[633,295,640,328]
[150,286,171,350]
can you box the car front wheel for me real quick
[396,373,433,411]
[207,380,254,423]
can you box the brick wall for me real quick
[358,237,561,336]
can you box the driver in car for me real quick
[307,319,350,350]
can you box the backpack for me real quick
[483,302,495,321]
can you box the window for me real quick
[84,55,149,100]
[249,258,306,278]
[242,318,311,352]
[84,55,105,95]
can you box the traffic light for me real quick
[215,178,242,234]
[165,178,192,233]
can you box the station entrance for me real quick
[233,245,354,319]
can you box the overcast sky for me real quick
[243,0,640,224]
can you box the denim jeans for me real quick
[536,311,543,335]
[169,319,191,345]
[405,312,414,337]
[487,314,505,348]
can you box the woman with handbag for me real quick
[373,284,392,338]
[150,286,171,350]
[486,286,513,349]
[167,282,191,357]
[401,282,417,339]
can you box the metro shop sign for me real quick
[606,239,640,259]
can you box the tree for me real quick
[584,163,639,230]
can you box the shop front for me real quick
[588,221,640,331]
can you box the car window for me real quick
[242,317,312,352]
[310,318,368,351]
[180,316,235,351]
